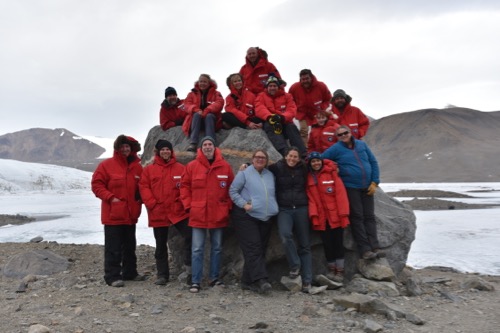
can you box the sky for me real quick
[1,0,499,144]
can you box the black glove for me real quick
[268,114,283,134]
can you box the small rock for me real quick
[309,285,328,295]
[180,327,196,333]
[249,322,268,329]
[461,277,495,291]
[280,275,302,293]
[364,319,383,332]
[28,324,51,333]
[30,236,44,243]
[406,312,425,325]
[314,274,343,290]
[406,275,423,296]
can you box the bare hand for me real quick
[111,198,120,203]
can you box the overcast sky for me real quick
[1,0,499,144]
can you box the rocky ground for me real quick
[0,241,499,333]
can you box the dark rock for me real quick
[461,277,495,291]
[3,249,69,279]
[30,236,43,243]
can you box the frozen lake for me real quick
[1,181,499,276]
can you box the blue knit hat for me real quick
[307,151,322,165]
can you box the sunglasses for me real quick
[337,131,350,137]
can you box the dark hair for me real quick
[284,146,301,158]
[299,69,312,76]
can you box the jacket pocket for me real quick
[109,200,129,220]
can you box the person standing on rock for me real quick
[330,89,370,139]
[221,73,263,130]
[139,140,192,286]
[159,86,187,131]
[288,69,332,145]
[182,74,224,152]
[322,126,384,260]
[255,75,307,158]
[306,152,350,281]
[229,149,278,294]
[180,136,234,293]
[268,146,313,293]
[239,47,281,95]
[91,135,145,287]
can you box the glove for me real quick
[268,114,283,134]
[367,182,377,196]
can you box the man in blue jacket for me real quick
[322,125,384,260]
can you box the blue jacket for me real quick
[321,138,380,189]
[229,165,279,222]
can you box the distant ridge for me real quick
[365,107,500,182]
[0,128,105,172]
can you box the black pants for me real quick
[320,224,345,262]
[153,218,192,279]
[221,112,262,129]
[263,122,307,157]
[346,187,380,254]
[104,224,138,285]
[232,207,273,284]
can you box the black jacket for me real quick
[268,159,308,208]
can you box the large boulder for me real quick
[142,126,416,282]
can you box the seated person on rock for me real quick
[255,75,307,157]
[182,74,224,152]
[160,86,187,131]
[221,73,263,130]
[308,110,340,153]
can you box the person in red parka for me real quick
[180,136,234,293]
[160,86,187,131]
[91,135,144,287]
[239,47,281,95]
[306,152,350,282]
[182,74,224,152]
[308,111,340,153]
[139,139,192,286]
[221,73,263,130]
[331,89,370,139]
[289,69,332,145]
[255,75,307,157]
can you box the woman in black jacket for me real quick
[268,146,312,292]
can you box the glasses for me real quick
[254,156,267,160]
[337,131,350,137]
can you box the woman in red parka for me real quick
[91,135,144,287]
[221,73,263,130]
[139,139,192,285]
[182,74,224,152]
[306,152,350,282]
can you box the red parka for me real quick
[180,148,234,229]
[182,80,224,136]
[91,142,142,226]
[224,87,257,126]
[308,119,340,153]
[139,153,188,228]
[331,103,370,139]
[160,98,187,131]
[306,159,350,231]
[255,89,297,124]
[289,75,332,125]
[239,49,280,95]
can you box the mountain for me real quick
[0,128,105,172]
[364,107,500,182]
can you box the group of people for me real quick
[160,47,371,157]
[91,46,383,294]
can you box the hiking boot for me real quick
[110,280,124,287]
[256,279,272,294]
[241,281,259,292]
[301,283,312,293]
[126,274,146,281]
[373,248,386,258]
[333,267,344,283]
[289,268,300,279]
[155,277,168,285]
[362,251,377,260]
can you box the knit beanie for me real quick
[307,151,323,165]
[199,136,215,147]
[164,86,177,97]
[155,139,173,151]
